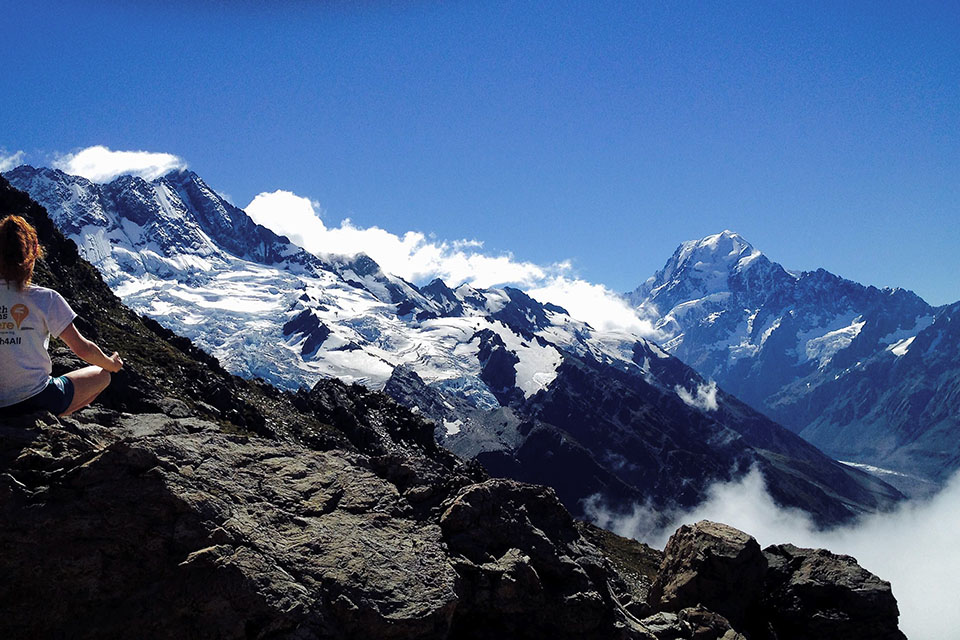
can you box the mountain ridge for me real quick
[3,167,905,523]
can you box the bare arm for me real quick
[59,323,124,373]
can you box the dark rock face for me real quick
[440,479,645,639]
[646,521,905,640]
[489,286,560,338]
[283,309,332,357]
[473,329,524,406]
[0,414,648,640]
[762,544,906,640]
[519,355,901,525]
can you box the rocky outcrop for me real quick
[647,521,767,629]
[646,521,905,640]
[762,544,906,640]
[440,480,643,639]
[0,412,649,640]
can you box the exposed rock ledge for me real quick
[1,412,905,640]
[0,412,646,639]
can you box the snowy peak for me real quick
[420,278,466,317]
[624,227,942,483]
[631,230,789,310]
[4,165,342,288]
[3,166,109,235]
[160,169,316,270]
[675,230,760,274]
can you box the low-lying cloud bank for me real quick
[585,467,960,640]
[246,188,660,335]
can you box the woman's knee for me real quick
[64,366,111,396]
[97,368,112,390]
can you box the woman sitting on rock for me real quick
[0,215,123,417]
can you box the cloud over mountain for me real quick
[0,149,25,172]
[245,188,658,336]
[53,145,188,183]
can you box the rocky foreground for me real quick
[1,407,905,640]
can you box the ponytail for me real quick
[0,215,44,290]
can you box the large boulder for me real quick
[645,521,906,639]
[761,543,907,640]
[647,521,767,629]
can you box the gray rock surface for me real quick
[762,543,907,640]
[1,413,458,639]
[0,412,649,640]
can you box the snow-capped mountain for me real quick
[4,167,903,522]
[628,230,954,491]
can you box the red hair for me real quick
[0,215,44,290]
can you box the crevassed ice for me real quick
[803,316,865,368]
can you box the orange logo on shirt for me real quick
[11,304,29,329]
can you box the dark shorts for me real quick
[3,376,76,417]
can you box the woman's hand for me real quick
[105,352,124,373]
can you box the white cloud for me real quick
[53,145,187,182]
[0,149,25,172]
[675,380,719,411]
[244,190,541,285]
[244,189,661,335]
[528,277,660,336]
[585,467,960,640]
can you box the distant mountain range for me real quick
[4,165,919,521]
[626,230,958,493]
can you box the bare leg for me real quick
[61,366,112,416]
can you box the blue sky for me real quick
[2,0,958,304]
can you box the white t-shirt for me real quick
[0,282,77,407]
